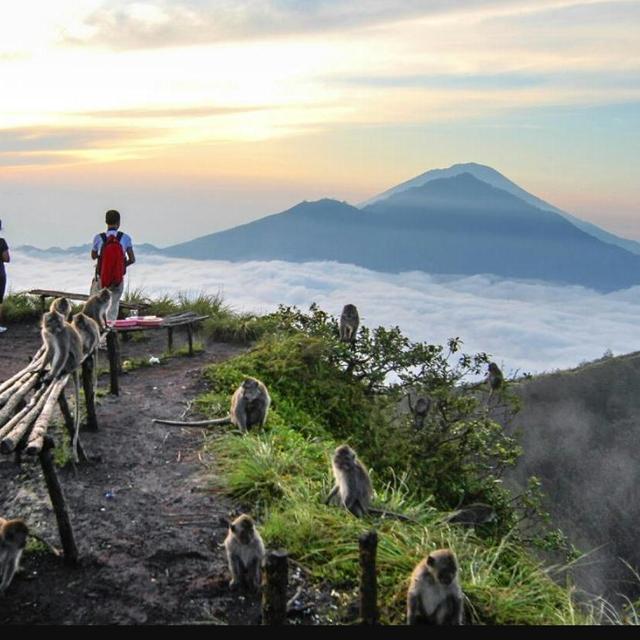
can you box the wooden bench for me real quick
[106,312,210,395]
[28,289,148,316]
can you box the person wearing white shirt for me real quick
[90,209,136,322]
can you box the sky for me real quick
[0,0,638,248]
[6,250,640,375]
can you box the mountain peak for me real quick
[286,198,359,217]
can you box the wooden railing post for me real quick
[359,530,379,625]
[262,550,289,625]
[81,355,99,431]
[58,391,88,463]
[106,331,119,396]
[39,436,79,566]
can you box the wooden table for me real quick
[106,312,210,395]
[28,289,147,315]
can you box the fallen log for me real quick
[39,436,79,566]
[0,373,39,427]
[26,377,70,455]
[0,371,33,407]
[0,385,50,441]
[262,550,289,625]
[1,382,59,454]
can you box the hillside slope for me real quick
[505,352,640,600]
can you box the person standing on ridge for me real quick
[0,219,10,334]
[91,209,135,323]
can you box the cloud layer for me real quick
[5,250,640,376]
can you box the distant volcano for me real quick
[156,165,640,292]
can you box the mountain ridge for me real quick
[161,172,640,292]
[361,162,640,255]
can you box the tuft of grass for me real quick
[204,422,593,625]
[1,292,41,323]
[25,536,51,556]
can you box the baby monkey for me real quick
[224,514,265,592]
[445,502,496,527]
[82,288,112,331]
[407,549,464,625]
[0,518,29,595]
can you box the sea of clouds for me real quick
[6,249,640,376]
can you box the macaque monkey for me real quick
[407,549,464,625]
[49,297,72,321]
[324,444,415,521]
[0,518,29,595]
[82,288,112,331]
[325,444,373,518]
[339,304,360,343]
[72,311,102,393]
[408,394,431,430]
[40,311,83,383]
[487,362,503,393]
[153,377,271,433]
[40,311,83,463]
[445,503,496,527]
[224,514,265,592]
[71,312,101,359]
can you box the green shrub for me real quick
[1,292,41,323]
[200,304,525,519]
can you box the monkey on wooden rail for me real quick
[81,288,112,332]
[49,296,73,321]
[39,311,83,462]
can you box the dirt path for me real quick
[0,323,270,624]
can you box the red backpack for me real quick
[98,231,126,288]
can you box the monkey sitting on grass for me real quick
[325,445,417,522]
[406,549,464,625]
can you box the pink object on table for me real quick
[137,316,164,327]
[111,319,138,328]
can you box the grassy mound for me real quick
[196,304,595,625]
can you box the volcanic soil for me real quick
[0,322,324,625]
